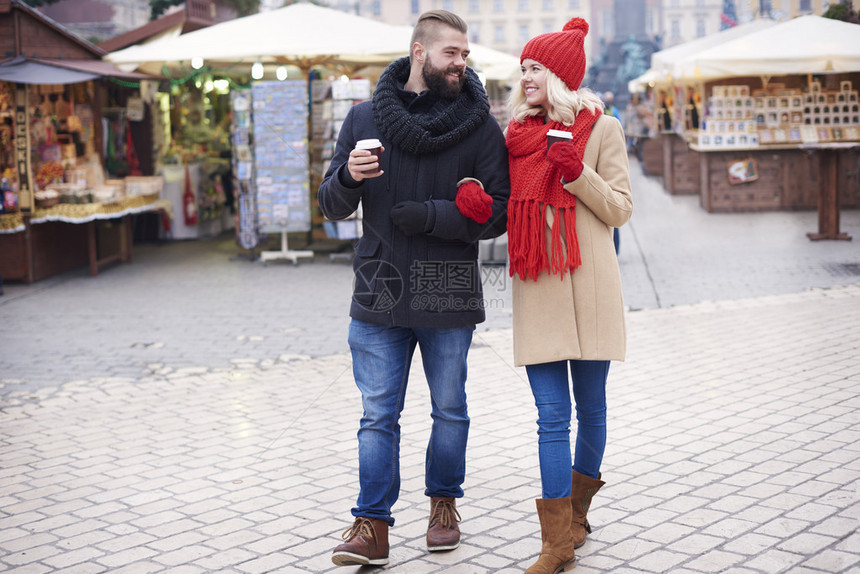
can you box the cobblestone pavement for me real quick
[1,159,859,572]
[1,160,859,397]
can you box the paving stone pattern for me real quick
[0,160,859,572]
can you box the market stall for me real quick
[628,19,778,183]
[0,0,169,283]
[634,15,860,240]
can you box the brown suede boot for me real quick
[571,470,605,549]
[525,497,575,574]
[427,497,461,551]
[331,516,389,566]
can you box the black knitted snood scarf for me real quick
[372,57,491,155]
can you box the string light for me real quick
[106,65,252,91]
[251,62,264,80]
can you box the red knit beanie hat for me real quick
[520,17,589,90]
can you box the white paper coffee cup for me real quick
[547,129,573,151]
[355,139,382,174]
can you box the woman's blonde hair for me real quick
[508,66,604,125]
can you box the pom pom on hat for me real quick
[520,17,590,90]
[562,17,589,34]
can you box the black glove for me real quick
[390,201,430,236]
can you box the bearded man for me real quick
[318,9,510,569]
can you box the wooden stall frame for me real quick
[87,214,134,276]
[803,143,857,241]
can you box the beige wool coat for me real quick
[511,114,633,367]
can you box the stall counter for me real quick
[690,142,859,239]
[0,195,172,282]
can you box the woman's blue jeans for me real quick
[348,319,474,526]
[525,359,609,499]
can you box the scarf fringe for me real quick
[509,199,581,281]
[563,206,582,270]
[506,112,598,282]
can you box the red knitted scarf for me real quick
[506,111,599,281]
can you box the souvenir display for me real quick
[697,81,859,148]
[251,80,310,235]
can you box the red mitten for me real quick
[547,140,584,182]
[455,178,493,223]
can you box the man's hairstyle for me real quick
[410,10,468,58]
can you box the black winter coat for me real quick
[318,59,510,329]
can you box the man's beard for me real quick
[422,56,466,100]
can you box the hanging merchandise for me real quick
[1,177,15,213]
[104,109,129,176]
[230,90,259,250]
[126,119,141,176]
[183,164,198,226]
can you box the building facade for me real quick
[323,0,595,60]
[38,0,150,42]
[739,0,858,21]
[661,0,724,47]
[39,0,242,45]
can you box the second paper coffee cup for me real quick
[547,129,572,151]
[355,139,382,174]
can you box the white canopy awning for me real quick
[0,56,154,84]
[628,19,778,91]
[675,15,860,80]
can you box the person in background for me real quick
[602,91,621,122]
[659,90,673,131]
[317,9,510,569]
[505,17,632,574]
[624,92,644,157]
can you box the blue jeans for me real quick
[348,319,474,526]
[525,360,609,499]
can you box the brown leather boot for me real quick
[426,497,461,551]
[331,516,389,566]
[525,497,575,574]
[571,470,605,548]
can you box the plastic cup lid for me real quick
[547,129,572,138]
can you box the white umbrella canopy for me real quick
[105,2,520,80]
[463,40,519,81]
[675,15,860,80]
[105,3,411,71]
[651,18,777,80]
[626,19,777,91]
